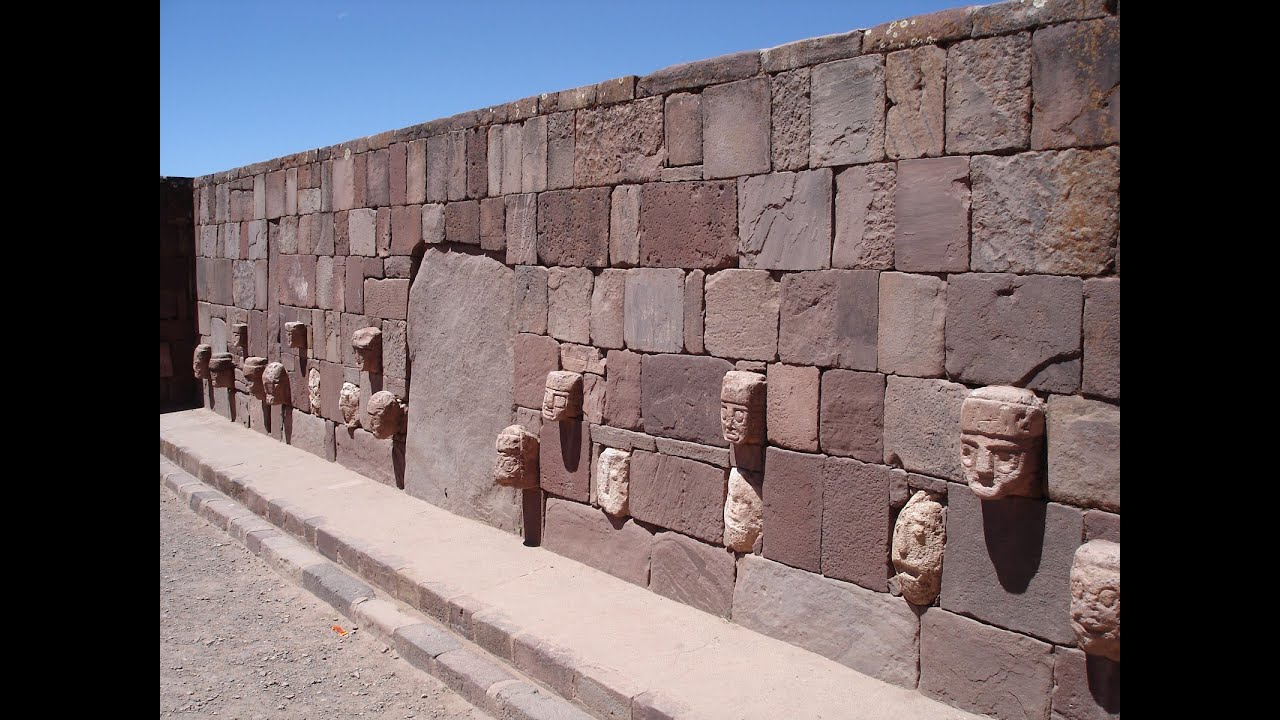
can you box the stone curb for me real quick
[160,457,603,720]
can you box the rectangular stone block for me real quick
[1083,278,1119,400]
[574,97,666,186]
[641,353,733,447]
[603,349,642,431]
[609,185,640,267]
[345,262,364,314]
[649,532,736,617]
[1031,18,1120,150]
[332,155,356,211]
[637,50,759,96]
[733,554,919,687]
[778,270,877,370]
[521,116,548,193]
[537,188,610,268]
[895,156,970,272]
[638,181,737,269]
[946,273,1083,393]
[548,267,593,344]
[921,609,1053,720]
[739,169,832,271]
[629,450,726,544]
[946,34,1032,154]
[821,457,893,591]
[1084,509,1120,544]
[316,256,343,312]
[542,498,654,587]
[766,363,818,452]
[665,93,702,167]
[1047,396,1120,512]
[883,375,967,481]
[819,370,884,462]
[762,447,823,573]
[347,208,376,256]
[865,7,972,52]
[445,200,480,245]
[546,111,575,191]
[390,205,422,255]
[464,126,488,199]
[366,148,390,207]
[277,255,317,308]
[447,130,467,201]
[515,266,549,335]
[878,272,946,378]
[363,278,409,320]
[514,333,560,409]
[1052,646,1121,720]
[703,270,779,361]
[388,142,407,206]
[335,426,399,488]
[590,269,626,349]
[971,0,1109,36]
[886,46,946,160]
[683,270,705,355]
[426,134,449,203]
[811,56,885,166]
[771,68,810,171]
[624,268,685,353]
[265,170,287,219]
[833,164,895,270]
[541,420,591,502]
[382,319,407,379]
[479,197,506,252]
[253,174,266,219]
[703,77,770,179]
[406,139,427,205]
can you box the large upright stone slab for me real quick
[406,248,521,533]
[641,354,733,447]
[920,609,1054,720]
[810,56,885,167]
[629,450,727,544]
[738,169,833,271]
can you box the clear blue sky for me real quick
[160,0,962,177]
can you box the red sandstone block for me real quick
[762,447,823,573]
[540,420,591,502]
[895,157,971,273]
[514,333,560,410]
[637,50,760,97]
[465,126,488,199]
[514,266,548,335]
[946,34,1032,154]
[641,353,733,447]
[603,349,643,431]
[388,142,407,206]
[864,7,972,53]
[638,181,737,269]
[766,363,818,452]
[821,456,893,591]
[542,498,654,587]
[265,170,287,219]
[761,29,862,73]
[426,134,449,204]
[479,198,505,252]
[277,255,317,308]
[778,270,878,371]
[390,205,422,256]
[649,532,736,617]
[363,279,409,320]
[345,261,364,314]
[351,153,369,208]
[703,270,780,361]
[920,609,1054,720]
[335,426,400,488]
[703,78,771,179]
[629,450,726,544]
[319,360,345,423]
[1032,18,1120,150]
[574,97,665,186]
[537,188,610,267]
[665,93,702,167]
[819,370,885,462]
[445,200,480,245]
[810,56,885,167]
[771,68,811,172]
[1083,278,1120,400]
[1052,646,1120,720]
[366,148,390,207]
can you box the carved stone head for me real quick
[720,371,766,445]
[351,327,382,373]
[1070,540,1120,662]
[596,448,631,518]
[262,362,289,406]
[339,382,361,427]
[231,323,249,350]
[367,390,405,439]
[242,357,268,399]
[494,425,539,489]
[209,353,235,389]
[307,367,322,414]
[892,491,946,606]
[723,468,763,553]
[284,321,308,349]
[959,386,1045,500]
[193,344,212,380]
[541,371,583,421]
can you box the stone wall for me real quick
[160,176,199,410]
[187,2,1120,718]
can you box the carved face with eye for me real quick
[541,371,582,422]
[960,434,1031,500]
[892,491,945,605]
[1070,540,1120,662]
[959,386,1045,501]
[720,371,765,445]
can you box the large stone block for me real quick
[623,268,684,353]
[833,164,895,270]
[971,0,1110,36]
[390,205,422,255]
[332,155,356,211]
[864,6,972,52]
[603,349,643,431]
[335,426,399,487]
[630,450,726,544]
[810,56,885,166]
[1051,647,1121,720]
[514,266,548,335]
[590,269,626,349]
[505,193,537,265]
[649,532,735,617]
[637,49,759,96]
[406,139,427,204]
[733,554,919,687]
[479,198,505,251]
[365,148,390,208]
[521,117,548,193]
[547,267,593,344]
[363,278,409,320]
[946,273,1083,393]
[664,93,702,167]
[703,77,771,179]
[946,34,1032,154]
[541,420,591,502]
[609,185,640,267]
[543,498,654,587]
[574,97,666,186]
[895,157,970,273]
[821,456,893,591]
[1047,396,1120,512]
[514,333,560,410]
[406,249,522,533]
[819,370,884,462]
[641,354,733,447]
[762,447,823,573]
[638,181,737,269]
[546,111,575,191]
[885,46,945,160]
[972,148,1120,276]
[883,375,967,481]
[771,68,810,171]
[1032,19,1120,150]
[942,486,1083,644]
[778,270,877,370]
[683,270,704,354]
[878,272,946,378]
[920,609,1054,720]
[287,407,333,460]
[739,169,833,271]
[703,270,780,361]
[537,188,610,268]
[1082,278,1119,400]
[766,363,818,452]
[277,255,316,308]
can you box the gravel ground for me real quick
[160,486,490,719]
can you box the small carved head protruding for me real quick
[307,367,322,415]
[209,353,235,389]
[596,448,632,518]
[284,321,308,349]
[242,357,268,399]
[541,371,583,421]
[339,382,361,427]
[367,390,405,439]
[892,491,946,606]
[959,386,1045,501]
[262,362,289,406]
[231,323,249,350]
[494,425,539,489]
[723,468,763,553]
[193,344,212,380]
[1070,540,1120,662]
[351,327,383,373]
[720,371,766,445]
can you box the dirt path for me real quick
[160,487,490,719]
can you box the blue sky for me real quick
[160,1,961,177]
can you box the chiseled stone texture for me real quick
[641,354,733,447]
[684,270,705,354]
[542,498,654,587]
[833,164,895,270]
[771,68,810,171]
[603,349,643,431]
[703,270,780,361]
[574,97,666,186]
[1083,278,1120,400]
[405,249,521,533]
[590,269,626,350]
[739,169,833,271]
[1048,396,1120,512]
[942,486,1083,645]
[514,266,548,335]
[623,268,685,353]
[540,420,591,502]
[547,267,594,345]
[762,447,823,573]
[761,29,861,73]
[972,148,1120,276]
[288,407,333,461]
[335,426,398,488]
[821,457,893,591]
[637,49,759,96]
[883,375,967,482]
[885,46,945,160]
[537,188,610,268]
[895,157,970,273]
[766,363,819,452]
[819,370,885,462]
[514,333,560,410]
[703,77,771,179]
[1032,18,1120,150]
[946,34,1032,154]
[1052,647,1121,720]
[733,554,919,688]
[629,450,726,544]
[920,609,1054,720]
[638,181,738,269]
[649,532,735,617]
[609,185,641,268]
[778,270,878,371]
[810,56,885,167]
[945,273,1083,394]
[444,200,479,246]
[664,93,702,167]
[878,272,946,378]
[971,0,1110,36]
[505,193,538,265]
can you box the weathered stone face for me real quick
[720,371,766,445]
[307,367,322,415]
[494,424,539,490]
[1070,540,1120,662]
[542,370,583,421]
[366,390,404,439]
[262,362,288,406]
[209,353,235,388]
[339,382,361,427]
[193,344,212,379]
[596,447,632,517]
[243,356,268,399]
[231,323,249,350]
[892,491,945,606]
[285,321,308,349]
[959,386,1045,500]
[351,327,383,373]
[724,468,763,552]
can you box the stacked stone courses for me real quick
[187,3,1119,719]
